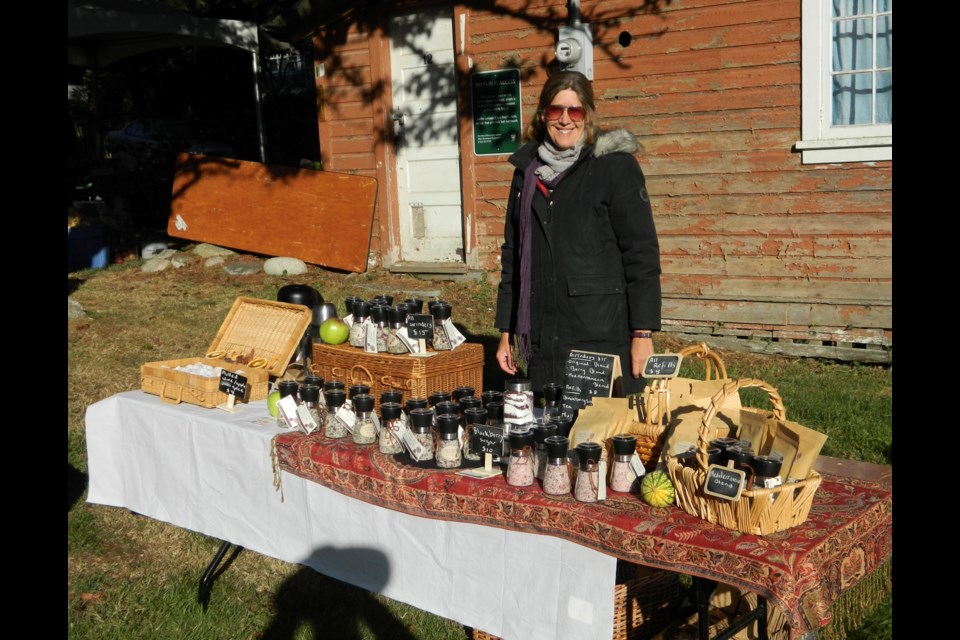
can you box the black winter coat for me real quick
[493,129,662,395]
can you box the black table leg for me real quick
[198,540,236,611]
[692,576,769,640]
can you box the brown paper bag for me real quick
[771,419,828,481]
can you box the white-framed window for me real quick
[796,0,892,164]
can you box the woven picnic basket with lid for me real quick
[665,377,823,536]
[628,342,734,468]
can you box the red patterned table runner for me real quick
[274,433,892,637]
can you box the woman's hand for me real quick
[630,336,654,378]
[497,332,518,375]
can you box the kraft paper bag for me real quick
[770,419,828,481]
[568,397,636,448]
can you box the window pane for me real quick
[877,0,891,13]
[832,73,874,125]
[833,19,874,72]
[833,0,870,18]
[876,15,892,68]
[876,71,892,123]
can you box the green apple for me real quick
[267,389,281,418]
[320,317,350,345]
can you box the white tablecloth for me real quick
[85,391,617,640]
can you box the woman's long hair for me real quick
[524,70,599,145]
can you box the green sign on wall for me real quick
[471,69,522,156]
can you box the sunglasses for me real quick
[543,105,586,122]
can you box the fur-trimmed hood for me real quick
[593,128,641,157]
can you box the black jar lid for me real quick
[463,407,487,425]
[430,302,452,321]
[576,441,602,467]
[344,296,363,315]
[436,413,460,437]
[380,401,402,421]
[324,388,346,408]
[349,384,371,398]
[508,427,534,449]
[381,390,403,405]
[458,396,482,412]
[710,437,739,451]
[303,375,324,389]
[544,435,569,459]
[726,444,755,466]
[611,433,637,456]
[405,397,429,413]
[352,393,375,413]
[352,300,371,320]
[324,379,345,392]
[404,298,424,313]
[278,380,299,397]
[435,400,460,416]
[387,306,405,326]
[533,423,557,445]
[452,386,475,401]
[751,454,783,477]
[706,446,725,466]
[409,407,434,431]
[481,390,503,404]
[428,391,452,406]
[484,400,504,422]
[369,304,388,324]
[550,416,574,439]
[542,382,563,403]
[299,384,320,403]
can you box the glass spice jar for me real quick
[428,390,452,409]
[504,378,534,427]
[481,389,503,407]
[323,388,348,439]
[609,434,639,493]
[452,386,476,402]
[574,442,603,503]
[369,304,389,352]
[349,384,371,400]
[405,397,428,417]
[408,407,435,461]
[404,298,424,314]
[435,413,462,469]
[298,384,326,435]
[506,427,535,487]
[542,435,572,496]
[430,302,454,350]
[276,380,300,429]
[351,394,377,445]
[532,423,557,480]
[541,382,564,426]
[324,379,345,393]
[378,402,405,454]
[381,390,404,407]
[349,301,371,348]
[462,406,487,462]
[386,307,408,354]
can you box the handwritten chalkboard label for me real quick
[704,464,746,501]
[471,424,505,455]
[406,314,434,341]
[559,350,619,419]
[219,369,248,399]
[642,354,683,379]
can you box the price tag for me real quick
[629,453,647,479]
[396,327,418,353]
[296,405,320,434]
[442,318,466,349]
[364,322,378,353]
[336,406,357,433]
[277,396,301,431]
[597,460,607,501]
[343,313,354,327]
[401,429,430,461]
[642,354,684,379]
[704,464,747,501]
[470,424,505,456]
[218,369,248,399]
[406,314,434,341]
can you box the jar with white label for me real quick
[408,407,435,461]
[276,380,300,429]
[323,389,348,439]
[351,394,377,445]
[378,402,404,454]
[298,384,326,434]
[349,301,371,348]
[435,413,462,469]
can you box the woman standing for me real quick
[494,71,661,396]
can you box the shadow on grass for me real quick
[68,462,88,511]
[260,546,426,640]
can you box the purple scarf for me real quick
[515,158,574,363]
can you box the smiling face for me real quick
[541,89,586,151]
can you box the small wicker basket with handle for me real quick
[665,377,823,536]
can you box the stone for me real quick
[223,261,261,276]
[141,258,171,273]
[264,257,309,276]
[193,243,237,258]
[171,254,193,269]
[204,256,226,268]
[68,299,87,320]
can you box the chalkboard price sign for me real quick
[642,353,683,379]
[471,424,505,455]
[406,314,434,341]
[704,464,746,501]
[559,350,620,419]
[219,369,248,399]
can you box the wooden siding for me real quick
[309,0,893,361]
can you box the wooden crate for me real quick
[311,342,484,409]
[141,297,312,408]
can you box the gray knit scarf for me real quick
[515,138,585,362]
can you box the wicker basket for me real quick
[311,342,484,410]
[629,343,730,467]
[665,378,823,536]
[472,563,680,640]
[140,297,312,408]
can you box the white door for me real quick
[389,7,464,264]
